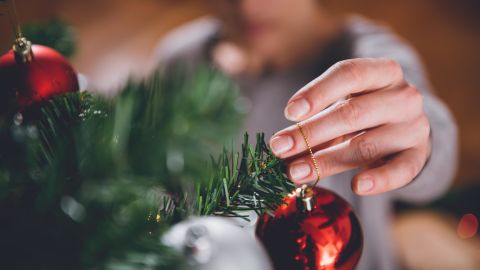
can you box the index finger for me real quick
[284,58,405,121]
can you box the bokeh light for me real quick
[457,214,478,239]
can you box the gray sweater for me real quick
[155,16,458,270]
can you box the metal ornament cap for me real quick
[297,184,316,212]
[13,37,33,63]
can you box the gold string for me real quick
[10,0,22,38]
[0,0,22,38]
[296,122,321,186]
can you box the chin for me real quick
[245,34,277,50]
[251,40,280,56]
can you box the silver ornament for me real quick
[162,216,272,270]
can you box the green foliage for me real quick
[0,67,293,269]
[23,19,76,58]
[193,133,294,218]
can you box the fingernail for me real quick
[357,178,374,193]
[290,162,312,181]
[270,135,294,155]
[285,98,310,121]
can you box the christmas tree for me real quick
[0,18,295,269]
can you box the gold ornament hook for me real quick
[13,36,33,63]
[0,0,31,63]
[0,0,22,39]
[296,122,321,186]
[296,122,321,211]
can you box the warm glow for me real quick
[457,213,478,239]
[317,242,340,269]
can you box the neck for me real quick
[213,12,344,76]
[269,11,343,71]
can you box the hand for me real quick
[269,58,431,195]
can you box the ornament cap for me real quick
[13,37,33,63]
[296,184,315,212]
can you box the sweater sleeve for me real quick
[348,16,459,204]
[152,18,219,71]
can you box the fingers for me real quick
[286,120,427,184]
[285,58,405,121]
[351,146,428,195]
[273,57,431,196]
[270,87,422,159]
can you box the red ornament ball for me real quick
[0,43,79,110]
[256,187,363,270]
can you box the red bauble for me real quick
[0,43,79,109]
[256,187,363,270]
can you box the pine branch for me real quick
[192,133,294,219]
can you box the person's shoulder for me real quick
[345,15,430,90]
[154,17,220,68]
[345,15,418,61]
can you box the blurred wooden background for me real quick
[1,0,479,187]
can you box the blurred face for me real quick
[209,0,325,56]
